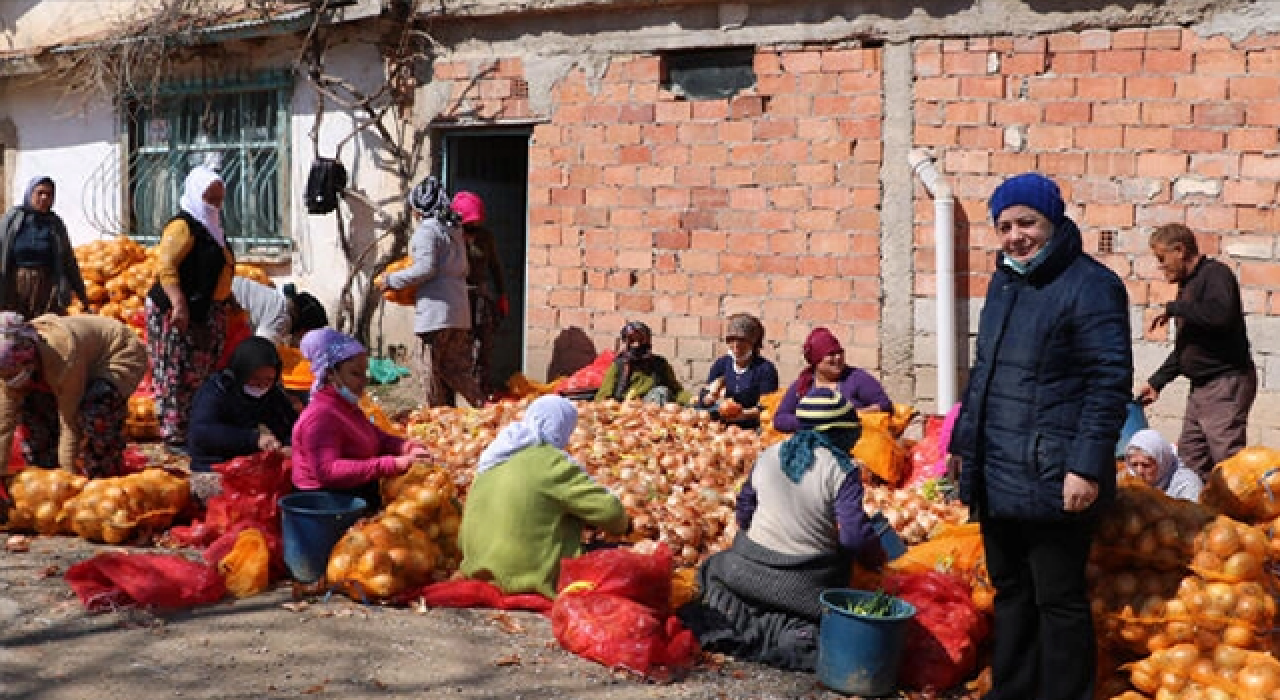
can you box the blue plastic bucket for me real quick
[1115,399,1149,459]
[817,589,916,697]
[279,492,368,584]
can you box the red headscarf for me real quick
[794,327,844,397]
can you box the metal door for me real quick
[441,129,530,390]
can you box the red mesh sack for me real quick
[556,542,672,614]
[561,352,615,393]
[394,580,552,612]
[216,451,291,498]
[884,571,990,692]
[551,592,698,678]
[65,552,226,611]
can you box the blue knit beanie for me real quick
[989,173,1065,225]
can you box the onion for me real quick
[1238,664,1280,697]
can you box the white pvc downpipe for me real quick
[907,149,956,411]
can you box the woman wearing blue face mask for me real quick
[187,336,297,472]
[291,329,430,510]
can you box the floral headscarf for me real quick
[299,328,366,393]
[0,312,39,376]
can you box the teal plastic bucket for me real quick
[279,492,368,584]
[817,589,916,697]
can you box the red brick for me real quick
[1038,152,1088,175]
[915,76,960,98]
[1112,29,1148,50]
[1175,129,1227,152]
[915,50,942,77]
[1045,101,1092,123]
[1190,154,1240,178]
[1080,29,1113,50]
[913,124,957,146]
[1026,124,1074,150]
[655,101,691,122]
[1125,75,1176,98]
[677,122,718,143]
[675,165,712,187]
[943,100,989,124]
[1247,49,1280,73]
[1027,76,1076,99]
[1223,180,1278,205]
[755,119,798,140]
[821,49,866,72]
[1095,49,1144,74]
[796,208,839,232]
[839,72,881,94]
[1124,126,1174,150]
[1239,262,1280,289]
[957,126,1003,149]
[1000,51,1048,75]
[1047,33,1080,52]
[1092,102,1142,126]
[1248,103,1280,126]
[1073,126,1124,149]
[957,76,1004,98]
[991,152,1037,173]
[1229,76,1280,100]
[1229,128,1279,152]
[799,72,841,95]
[1135,204,1186,227]
[781,50,823,74]
[796,163,837,185]
[1084,203,1135,227]
[942,50,991,75]
[1048,52,1093,74]
[1193,103,1245,127]
[1143,49,1193,73]
[1196,51,1247,75]
[1077,76,1126,99]
[1147,28,1183,50]
[990,101,1042,123]
[1239,207,1277,233]
[1174,75,1228,100]
[1142,102,1192,126]
[1136,152,1188,177]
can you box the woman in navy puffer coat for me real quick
[948,173,1131,700]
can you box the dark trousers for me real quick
[1179,366,1257,476]
[981,517,1095,700]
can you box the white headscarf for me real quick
[179,166,225,247]
[1126,429,1181,492]
[476,395,579,474]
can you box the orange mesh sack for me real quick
[852,417,908,485]
[376,257,416,306]
[1201,446,1280,522]
[1092,479,1214,571]
[278,345,314,392]
[889,523,985,580]
[219,527,271,598]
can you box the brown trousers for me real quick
[1178,366,1257,476]
[4,267,63,319]
[416,328,485,408]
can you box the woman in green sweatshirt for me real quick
[458,395,629,597]
[594,320,690,404]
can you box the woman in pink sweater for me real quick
[291,329,429,509]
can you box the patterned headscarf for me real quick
[778,388,860,483]
[0,312,39,376]
[299,328,366,393]
[408,176,459,225]
[475,395,580,474]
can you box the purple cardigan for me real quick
[772,366,892,433]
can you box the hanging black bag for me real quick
[304,157,348,215]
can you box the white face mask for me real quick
[243,385,270,399]
[5,368,33,389]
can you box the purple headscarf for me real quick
[299,328,366,393]
[0,312,39,376]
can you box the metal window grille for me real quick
[124,75,291,254]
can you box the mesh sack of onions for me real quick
[4,468,86,535]
[1092,479,1214,572]
[1201,446,1280,523]
[60,469,190,544]
[325,514,443,600]
[1126,644,1280,699]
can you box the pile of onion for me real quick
[862,484,969,544]
[1128,644,1280,699]
[4,468,86,535]
[325,513,444,600]
[1191,515,1270,583]
[1093,478,1214,572]
[405,398,760,568]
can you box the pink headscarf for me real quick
[299,328,366,393]
[0,312,39,376]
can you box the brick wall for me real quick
[915,27,1280,442]
[434,47,885,386]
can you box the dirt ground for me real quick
[0,534,850,700]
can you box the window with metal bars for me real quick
[124,73,291,254]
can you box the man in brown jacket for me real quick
[0,312,147,477]
[1137,223,1256,476]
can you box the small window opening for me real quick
[1098,230,1116,254]
[662,47,756,100]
